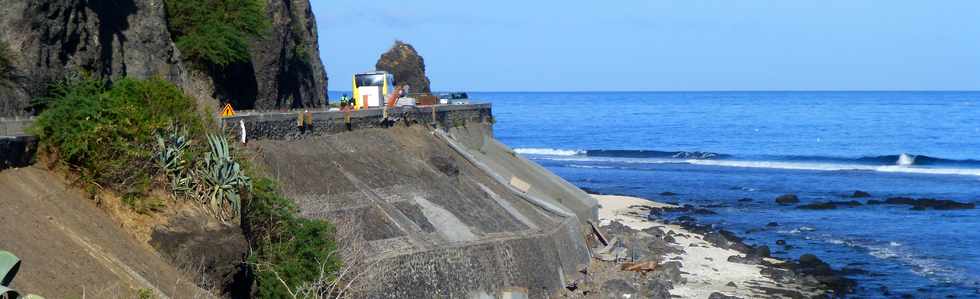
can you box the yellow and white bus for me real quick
[351,71,394,110]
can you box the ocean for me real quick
[475,91,980,298]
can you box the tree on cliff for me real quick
[375,41,432,94]
[164,0,269,68]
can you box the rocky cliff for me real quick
[0,0,327,116]
[376,40,432,94]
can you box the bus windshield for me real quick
[355,74,385,87]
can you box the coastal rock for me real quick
[776,194,800,205]
[659,191,678,196]
[708,292,742,299]
[738,198,754,202]
[375,40,431,93]
[650,261,685,284]
[798,202,837,210]
[600,279,638,299]
[0,0,328,116]
[753,245,772,258]
[883,197,975,210]
[727,254,762,265]
[767,222,779,227]
[795,254,857,295]
[776,240,787,246]
[642,279,672,299]
[851,190,872,198]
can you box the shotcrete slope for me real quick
[0,167,204,298]
[255,124,594,298]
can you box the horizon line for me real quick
[328,89,980,93]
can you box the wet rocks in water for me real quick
[883,197,975,210]
[776,194,800,205]
[659,191,678,196]
[797,202,837,210]
[851,190,872,198]
[754,245,772,258]
[798,200,863,210]
[776,239,787,246]
[738,198,753,202]
[795,253,857,295]
[766,222,779,227]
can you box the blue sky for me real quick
[312,1,980,92]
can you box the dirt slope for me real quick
[0,167,205,298]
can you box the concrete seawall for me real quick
[245,104,599,298]
[222,104,492,140]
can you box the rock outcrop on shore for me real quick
[0,0,327,116]
[375,40,432,93]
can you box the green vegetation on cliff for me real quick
[33,76,341,296]
[164,0,269,67]
[245,177,342,298]
[33,77,205,196]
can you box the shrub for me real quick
[165,0,269,67]
[33,77,204,196]
[245,177,341,298]
[195,134,250,220]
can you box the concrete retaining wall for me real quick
[222,104,491,141]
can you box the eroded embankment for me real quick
[0,167,205,298]
[252,123,595,298]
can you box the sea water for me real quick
[476,91,980,298]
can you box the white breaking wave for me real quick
[897,153,916,166]
[523,153,980,177]
[513,148,584,156]
[685,159,980,177]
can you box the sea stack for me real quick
[376,40,432,93]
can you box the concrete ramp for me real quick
[255,125,591,298]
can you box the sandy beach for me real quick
[591,194,828,298]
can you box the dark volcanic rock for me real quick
[600,279,638,299]
[798,202,837,210]
[795,253,857,295]
[727,254,762,265]
[708,292,742,299]
[776,194,800,205]
[798,200,862,210]
[753,245,772,258]
[0,0,327,116]
[150,212,251,296]
[642,279,672,299]
[851,190,872,198]
[884,197,975,210]
[375,40,431,93]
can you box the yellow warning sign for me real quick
[220,103,235,117]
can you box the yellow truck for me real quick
[351,71,395,110]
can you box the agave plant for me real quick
[155,124,193,197]
[196,134,251,221]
